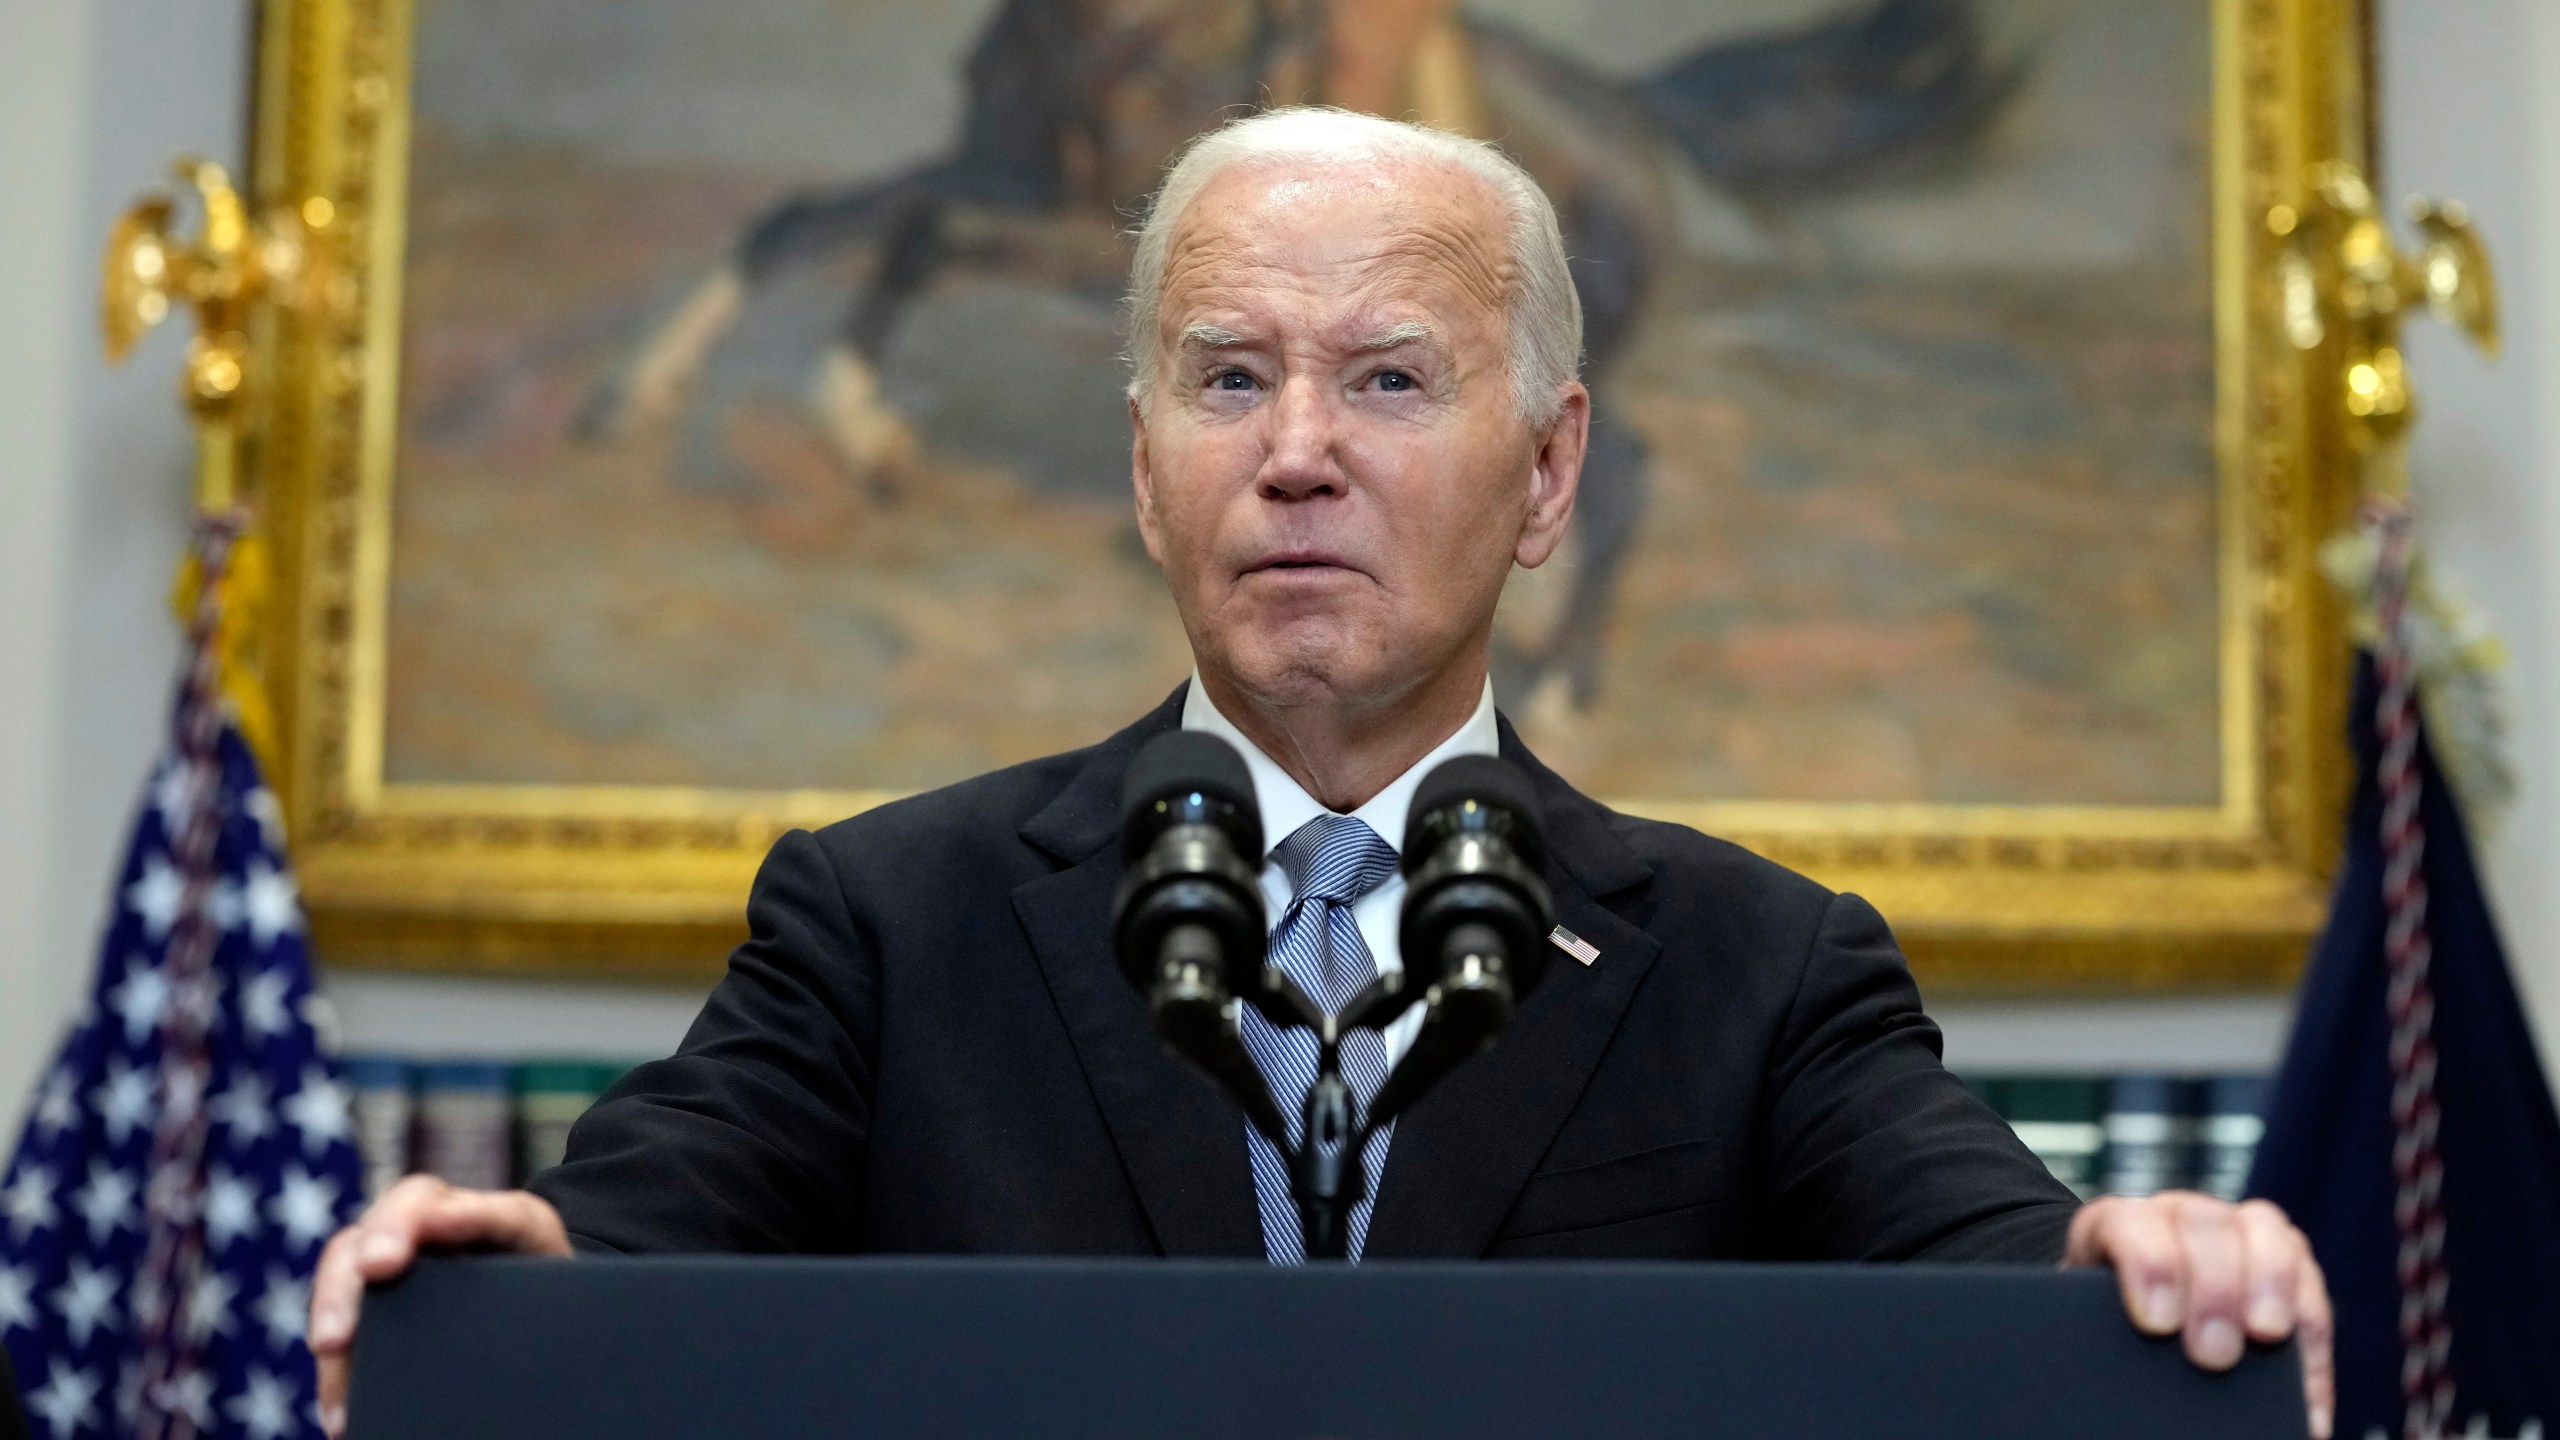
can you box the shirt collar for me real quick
[1180,673,1500,859]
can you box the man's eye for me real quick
[1375,370,1415,392]
[1212,370,1257,392]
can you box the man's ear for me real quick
[1129,394,1167,567]
[1513,383,1588,570]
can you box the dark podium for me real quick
[350,1257,2303,1439]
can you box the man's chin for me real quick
[1210,633,1419,714]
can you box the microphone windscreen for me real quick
[1120,730,1262,852]
[1405,755,1544,870]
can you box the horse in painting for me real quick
[576,0,2015,711]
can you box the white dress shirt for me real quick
[1180,674,1501,1064]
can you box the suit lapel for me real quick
[1013,687,1265,1257]
[1364,719,1662,1258]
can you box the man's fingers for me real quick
[304,1177,573,1438]
[308,1224,366,1355]
[311,1178,448,1377]
[2175,1193,2249,1370]
[2078,1189,2331,1435]
[315,1350,349,1440]
[2232,1197,2334,1437]
[309,1226,366,1438]
[407,1186,574,1257]
[339,1173,452,1286]
[2068,1195,2188,1336]
[2294,1244,2337,1439]
[2235,1199,2302,1342]
[307,1177,447,1440]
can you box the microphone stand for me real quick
[1293,1023,1364,1262]
[1199,941,1525,1262]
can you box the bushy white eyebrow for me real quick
[1178,323,1248,350]
[1356,320,1438,351]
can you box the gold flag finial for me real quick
[2272,160,2499,496]
[101,157,329,773]
[99,157,321,511]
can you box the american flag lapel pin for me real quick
[1549,925,1600,966]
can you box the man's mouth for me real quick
[1247,549,1360,575]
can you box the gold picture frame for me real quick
[234,0,2374,990]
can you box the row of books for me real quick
[341,1055,2270,1206]
[343,1055,645,1199]
[1963,1073,2269,1202]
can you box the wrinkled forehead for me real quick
[1156,158,1517,333]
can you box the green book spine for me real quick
[2001,1074,2108,1201]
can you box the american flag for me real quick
[1,517,362,1440]
[1546,925,1600,967]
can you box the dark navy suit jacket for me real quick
[536,687,2078,1261]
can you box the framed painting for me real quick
[236,0,2373,987]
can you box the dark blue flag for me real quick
[2251,656,2560,1439]
[1,522,363,1440]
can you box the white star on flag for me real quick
[282,1068,353,1154]
[72,1161,138,1243]
[204,1165,261,1251]
[0,1259,35,1333]
[227,1367,300,1440]
[108,960,172,1046]
[3,1164,56,1240]
[125,854,188,941]
[54,1258,120,1346]
[268,1166,341,1250]
[254,1267,309,1352]
[206,876,245,934]
[241,967,294,1041]
[93,1057,157,1144]
[33,1067,79,1136]
[156,1368,216,1429]
[183,1267,238,1342]
[24,1361,101,1440]
[242,859,303,947]
[210,1071,276,1145]
[244,785,287,849]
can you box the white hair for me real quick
[1124,106,1583,429]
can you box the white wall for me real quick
[1,1,2554,1135]
[0,0,99,1128]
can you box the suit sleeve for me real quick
[530,828,878,1254]
[1758,892,2079,1262]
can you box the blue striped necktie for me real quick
[1239,813,1401,1263]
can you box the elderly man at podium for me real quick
[307,108,2335,1436]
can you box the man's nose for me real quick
[1256,375,1346,502]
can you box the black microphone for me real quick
[1368,754,1553,1124]
[1110,730,1289,1142]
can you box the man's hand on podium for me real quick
[2065,1190,2334,1438]
[306,1174,574,1437]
